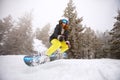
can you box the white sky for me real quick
[0,0,120,32]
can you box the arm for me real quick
[64,30,69,41]
[53,25,60,38]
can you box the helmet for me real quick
[61,19,68,24]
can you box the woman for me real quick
[41,19,70,62]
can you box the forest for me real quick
[0,0,120,59]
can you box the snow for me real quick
[0,55,120,80]
[33,39,47,53]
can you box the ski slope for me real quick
[0,55,120,80]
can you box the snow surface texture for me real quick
[0,55,120,80]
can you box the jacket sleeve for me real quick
[64,30,69,41]
[52,25,60,38]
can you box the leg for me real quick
[46,39,61,56]
[60,41,69,54]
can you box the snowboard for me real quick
[23,52,68,67]
[23,55,42,66]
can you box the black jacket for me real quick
[50,24,69,42]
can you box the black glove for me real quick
[57,35,65,41]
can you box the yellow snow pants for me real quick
[46,39,69,56]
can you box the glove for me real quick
[66,41,71,48]
[57,35,65,41]
[66,41,70,44]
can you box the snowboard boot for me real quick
[50,53,57,61]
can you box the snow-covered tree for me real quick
[97,30,112,58]
[81,27,96,59]
[0,15,14,54]
[3,13,33,55]
[110,10,120,59]
[0,15,13,41]
[63,0,84,58]
[36,23,50,48]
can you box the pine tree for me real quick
[36,23,50,48]
[64,0,84,58]
[110,10,120,59]
[81,27,96,59]
[3,13,33,55]
[0,15,13,54]
[97,30,112,58]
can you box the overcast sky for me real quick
[0,0,120,32]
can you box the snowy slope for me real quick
[0,55,120,80]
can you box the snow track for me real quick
[0,55,120,80]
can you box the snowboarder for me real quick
[40,19,70,63]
